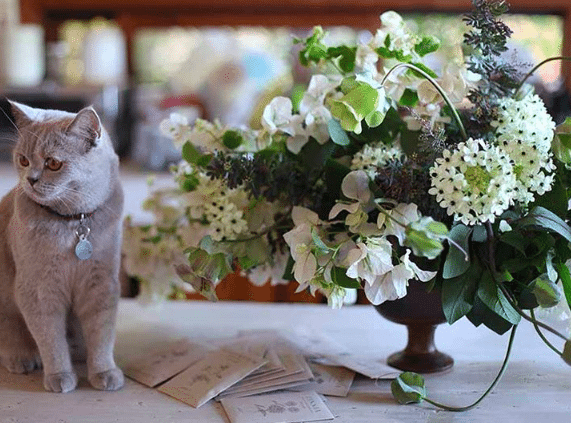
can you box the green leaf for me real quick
[222,130,243,149]
[414,35,440,56]
[408,62,438,79]
[238,255,258,271]
[398,88,419,107]
[311,228,330,253]
[499,230,527,255]
[472,225,487,242]
[443,224,472,279]
[327,119,351,146]
[282,255,295,281]
[562,340,571,366]
[182,141,201,164]
[552,117,571,165]
[441,260,481,323]
[477,270,520,326]
[530,174,569,219]
[404,217,448,260]
[391,372,426,404]
[332,82,379,129]
[555,262,571,310]
[186,248,232,284]
[327,45,357,73]
[518,206,571,243]
[467,296,514,334]
[331,267,361,289]
[375,46,395,59]
[175,264,218,302]
[531,274,562,308]
[196,154,213,167]
[181,174,199,192]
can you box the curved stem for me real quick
[530,309,563,356]
[380,62,467,141]
[423,325,517,412]
[516,56,571,94]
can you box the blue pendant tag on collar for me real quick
[75,238,93,260]
[75,214,92,260]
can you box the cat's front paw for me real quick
[44,371,78,393]
[0,354,41,374]
[89,367,124,391]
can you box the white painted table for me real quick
[1,299,570,422]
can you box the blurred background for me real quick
[0,0,570,301]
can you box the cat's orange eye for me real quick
[45,158,63,171]
[18,155,29,167]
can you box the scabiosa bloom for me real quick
[351,143,403,179]
[492,94,556,204]
[429,138,516,225]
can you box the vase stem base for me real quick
[387,350,454,374]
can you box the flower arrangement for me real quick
[123,0,571,410]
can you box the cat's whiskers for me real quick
[57,184,118,216]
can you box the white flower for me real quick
[379,203,421,245]
[299,75,339,115]
[283,218,319,284]
[429,138,517,225]
[345,238,394,286]
[363,250,435,305]
[493,94,556,204]
[355,44,379,73]
[262,97,303,136]
[351,143,403,179]
[244,251,290,286]
[159,113,191,147]
[305,105,332,145]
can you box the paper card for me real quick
[323,353,398,379]
[285,329,397,379]
[223,339,284,376]
[158,349,267,408]
[223,352,313,394]
[290,363,355,397]
[221,390,334,423]
[121,339,212,387]
[217,379,312,399]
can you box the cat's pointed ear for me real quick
[66,106,102,146]
[8,100,40,128]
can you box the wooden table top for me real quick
[1,299,570,422]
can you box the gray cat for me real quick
[0,101,124,393]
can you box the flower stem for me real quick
[516,56,571,94]
[422,325,517,412]
[380,62,467,141]
[530,308,563,356]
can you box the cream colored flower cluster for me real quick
[492,94,556,204]
[430,95,556,225]
[350,142,403,179]
[429,138,516,225]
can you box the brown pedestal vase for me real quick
[375,280,453,373]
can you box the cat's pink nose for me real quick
[27,176,39,186]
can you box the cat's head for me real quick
[10,101,119,215]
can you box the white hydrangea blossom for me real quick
[351,142,403,178]
[372,11,417,59]
[492,94,556,204]
[429,138,517,225]
[262,75,340,154]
